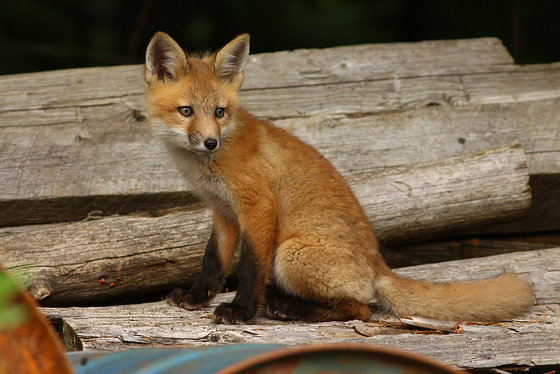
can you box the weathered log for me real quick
[242,63,560,119]
[1,38,559,229]
[41,247,560,372]
[0,143,530,306]
[0,38,513,113]
[349,142,530,243]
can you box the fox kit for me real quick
[144,32,533,324]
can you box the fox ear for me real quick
[145,32,189,84]
[214,34,250,85]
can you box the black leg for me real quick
[213,233,265,324]
[166,229,224,309]
[264,284,372,322]
[264,284,322,321]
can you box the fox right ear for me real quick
[214,34,250,86]
[145,32,189,84]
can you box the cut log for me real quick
[0,143,530,306]
[40,247,560,372]
[349,142,530,243]
[1,39,559,229]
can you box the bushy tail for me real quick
[375,272,534,321]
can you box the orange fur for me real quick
[145,32,534,323]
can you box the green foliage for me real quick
[0,271,27,332]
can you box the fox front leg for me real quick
[166,230,225,309]
[167,213,239,309]
[212,195,276,324]
[213,233,268,323]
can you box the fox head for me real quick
[145,32,250,154]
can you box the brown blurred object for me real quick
[0,269,72,374]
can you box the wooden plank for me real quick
[0,38,511,113]
[41,247,560,371]
[1,144,530,306]
[277,99,560,177]
[464,62,560,105]
[3,61,556,126]
[243,37,514,89]
[241,64,560,119]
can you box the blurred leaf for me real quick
[0,271,28,332]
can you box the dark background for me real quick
[1,0,558,76]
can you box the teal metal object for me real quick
[67,344,465,374]
[68,345,279,374]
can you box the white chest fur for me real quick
[166,144,237,220]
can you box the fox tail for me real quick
[375,272,534,321]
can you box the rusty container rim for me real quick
[216,343,466,374]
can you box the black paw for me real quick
[264,296,299,321]
[213,302,256,324]
[166,287,208,310]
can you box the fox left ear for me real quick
[145,32,189,85]
[214,34,250,86]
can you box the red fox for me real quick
[144,32,534,324]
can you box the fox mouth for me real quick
[192,147,217,155]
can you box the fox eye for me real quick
[178,106,194,117]
[215,107,226,118]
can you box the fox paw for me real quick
[213,302,255,324]
[166,288,208,310]
[264,297,299,321]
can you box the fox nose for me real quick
[203,138,218,150]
